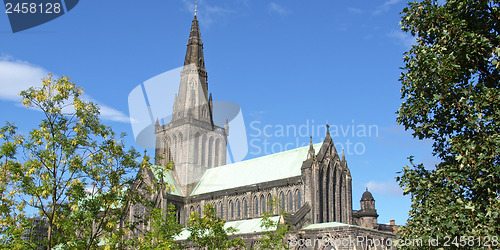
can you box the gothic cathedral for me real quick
[132,14,397,249]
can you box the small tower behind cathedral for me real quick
[353,188,379,229]
[155,15,228,196]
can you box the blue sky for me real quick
[0,1,439,225]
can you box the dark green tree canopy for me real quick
[397,0,500,247]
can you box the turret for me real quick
[353,188,379,229]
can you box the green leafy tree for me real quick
[396,0,500,248]
[256,197,290,250]
[0,75,148,249]
[187,203,245,249]
[139,204,183,250]
[0,123,38,249]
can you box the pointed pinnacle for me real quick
[342,148,345,162]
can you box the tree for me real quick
[187,203,245,249]
[256,197,290,250]
[0,123,38,249]
[396,0,500,248]
[0,75,148,249]
[139,204,184,250]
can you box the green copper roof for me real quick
[190,143,322,196]
[175,216,280,241]
[149,165,183,196]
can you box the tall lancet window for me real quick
[296,189,302,209]
[208,137,213,168]
[243,199,248,218]
[260,194,266,214]
[173,135,177,163]
[229,200,234,219]
[214,138,220,167]
[254,196,259,216]
[194,133,200,164]
[201,135,207,165]
[237,199,241,218]
[219,201,223,218]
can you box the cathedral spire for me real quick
[184,14,208,99]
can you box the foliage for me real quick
[187,203,245,249]
[0,123,38,249]
[0,75,149,249]
[256,197,290,250]
[139,204,183,250]
[396,0,500,248]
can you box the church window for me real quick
[214,203,217,214]
[208,137,214,168]
[243,199,248,218]
[201,135,207,165]
[229,200,234,219]
[288,190,293,211]
[237,199,241,218]
[197,205,201,216]
[214,138,220,167]
[219,201,223,218]
[173,135,177,163]
[267,194,272,213]
[194,133,200,164]
[260,194,266,214]
[296,189,302,209]
[279,192,285,210]
[190,206,194,213]
[254,196,259,216]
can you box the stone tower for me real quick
[154,15,228,196]
[353,188,379,229]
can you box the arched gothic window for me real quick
[254,196,259,216]
[243,199,248,218]
[296,189,302,209]
[260,194,266,214]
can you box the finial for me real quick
[326,123,330,137]
[194,1,198,16]
[366,187,368,191]
[307,136,315,159]
[342,148,345,162]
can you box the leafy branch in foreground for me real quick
[187,203,245,249]
[257,197,290,250]
[0,74,149,249]
[396,0,500,248]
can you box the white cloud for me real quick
[372,0,402,15]
[365,180,403,196]
[81,95,131,123]
[0,56,130,123]
[0,56,47,101]
[388,29,417,49]
[268,2,289,16]
[182,0,233,27]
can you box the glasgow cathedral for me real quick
[131,14,397,249]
